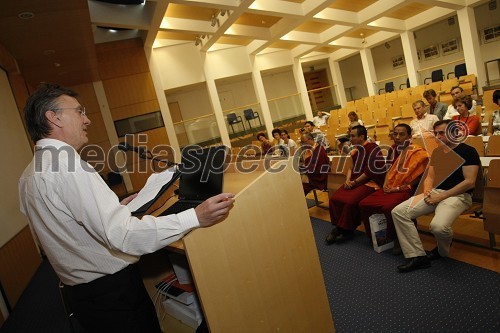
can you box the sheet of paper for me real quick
[126,168,176,212]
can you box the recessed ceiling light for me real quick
[54,63,61,67]
[43,50,55,56]
[18,12,35,20]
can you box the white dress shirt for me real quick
[19,139,199,285]
[312,112,330,127]
[410,113,439,137]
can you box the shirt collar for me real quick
[35,138,75,151]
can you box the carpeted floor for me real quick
[310,217,500,333]
[2,218,499,332]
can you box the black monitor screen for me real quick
[178,146,226,200]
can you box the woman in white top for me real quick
[280,129,298,155]
[347,111,364,131]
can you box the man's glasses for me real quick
[53,106,86,117]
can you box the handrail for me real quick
[173,113,215,125]
[222,102,260,114]
[417,58,465,73]
[306,85,335,94]
[374,73,408,84]
[267,92,301,102]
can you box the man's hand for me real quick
[195,193,235,227]
[344,180,356,189]
[424,191,443,206]
[120,193,138,205]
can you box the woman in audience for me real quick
[487,90,500,136]
[452,95,482,136]
[271,128,284,145]
[280,129,297,155]
[257,132,273,155]
[347,111,364,131]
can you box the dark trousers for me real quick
[359,189,412,240]
[63,264,161,333]
[329,185,376,231]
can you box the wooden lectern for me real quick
[163,158,334,332]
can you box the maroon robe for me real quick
[329,142,386,231]
[302,144,330,195]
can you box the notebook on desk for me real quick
[159,145,227,216]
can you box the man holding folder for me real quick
[19,83,234,332]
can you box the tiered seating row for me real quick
[327,74,479,140]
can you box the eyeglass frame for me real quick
[52,106,86,117]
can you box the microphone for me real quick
[117,142,177,169]
[117,142,147,155]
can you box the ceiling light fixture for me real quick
[211,14,219,27]
[220,10,227,16]
[360,33,366,44]
[18,12,35,20]
[195,36,202,46]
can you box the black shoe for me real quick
[426,247,442,261]
[334,231,354,244]
[397,256,431,273]
[325,226,340,245]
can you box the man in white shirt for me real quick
[19,84,234,332]
[409,100,439,138]
[443,85,477,120]
[312,111,330,127]
[302,121,330,150]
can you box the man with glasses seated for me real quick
[392,119,480,273]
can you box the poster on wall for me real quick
[441,38,459,56]
[392,55,405,69]
[423,45,439,61]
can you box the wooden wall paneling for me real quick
[0,226,41,308]
[111,100,160,121]
[103,72,157,109]
[0,42,18,73]
[86,111,109,144]
[95,38,162,192]
[6,74,29,113]
[71,82,101,115]
[120,127,171,191]
[96,39,149,80]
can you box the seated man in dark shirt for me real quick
[392,120,481,273]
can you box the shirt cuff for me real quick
[176,208,200,232]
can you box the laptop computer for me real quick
[159,145,227,216]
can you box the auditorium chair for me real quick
[483,159,500,249]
